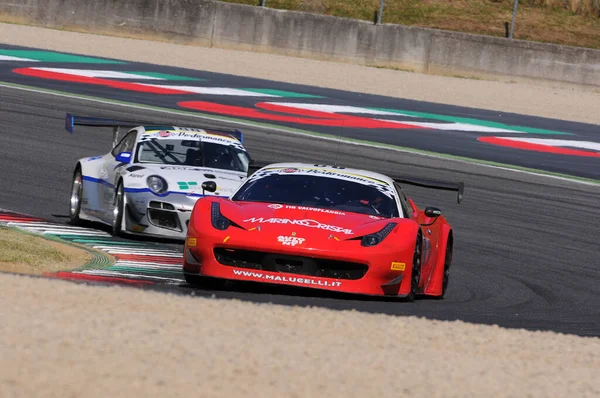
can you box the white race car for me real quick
[66,114,252,240]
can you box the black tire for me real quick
[184,274,227,290]
[69,166,83,225]
[439,241,453,299]
[112,182,125,236]
[407,231,423,301]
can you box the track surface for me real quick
[2,85,599,336]
[2,44,600,180]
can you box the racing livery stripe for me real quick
[82,176,217,197]
[83,175,114,188]
[122,187,206,197]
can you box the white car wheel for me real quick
[69,168,83,224]
[112,183,125,236]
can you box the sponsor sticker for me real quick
[130,173,144,178]
[178,181,198,190]
[157,166,245,177]
[232,269,342,287]
[277,235,305,246]
[244,217,353,235]
[266,204,344,215]
[141,129,244,150]
[250,166,395,199]
[391,262,406,271]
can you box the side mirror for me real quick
[424,206,442,218]
[201,181,217,194]
[115,151,132,163]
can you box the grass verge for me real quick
[0,226,92,275]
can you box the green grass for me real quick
[0,226,91,274]
[0,227,69,266]
[225,0,600,49]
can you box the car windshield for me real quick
[135,139,249,172]
[232,174,400,218]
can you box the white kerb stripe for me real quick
[265,103,521,133]
[114,262,182,270]
[264,103,404,116]
[492,138,600,152]
[138,84,280,97]
[0,55,38,62]
[378,120,522,133]
[78,270,183,283]
[29,68,164,80]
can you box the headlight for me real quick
[147,175,168,194]
[361,222,397,247]
[211,202,230,230]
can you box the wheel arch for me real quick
[446,229,454,266]
[115,176,124,193]
[423,223,453,296]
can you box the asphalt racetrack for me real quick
[2,85,599,336]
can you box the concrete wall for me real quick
[2,0,599,87]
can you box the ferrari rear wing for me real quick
[246,162,465,203]
[64,113,245,147]
[393,176,464,204]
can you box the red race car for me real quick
[183,163,463,300]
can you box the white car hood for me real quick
[124,164,247,197]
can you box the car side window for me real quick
[395,183,413,219]
[111,130,137,157]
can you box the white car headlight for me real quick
[147,175,168,194]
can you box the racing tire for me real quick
[407,231,423,301]
[439,243,452,299]
[184,274,227,290]
[112,182,125,237]
[69,167,83,225]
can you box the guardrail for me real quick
[1,0,599,87]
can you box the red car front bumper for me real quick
[183,237,417,297]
